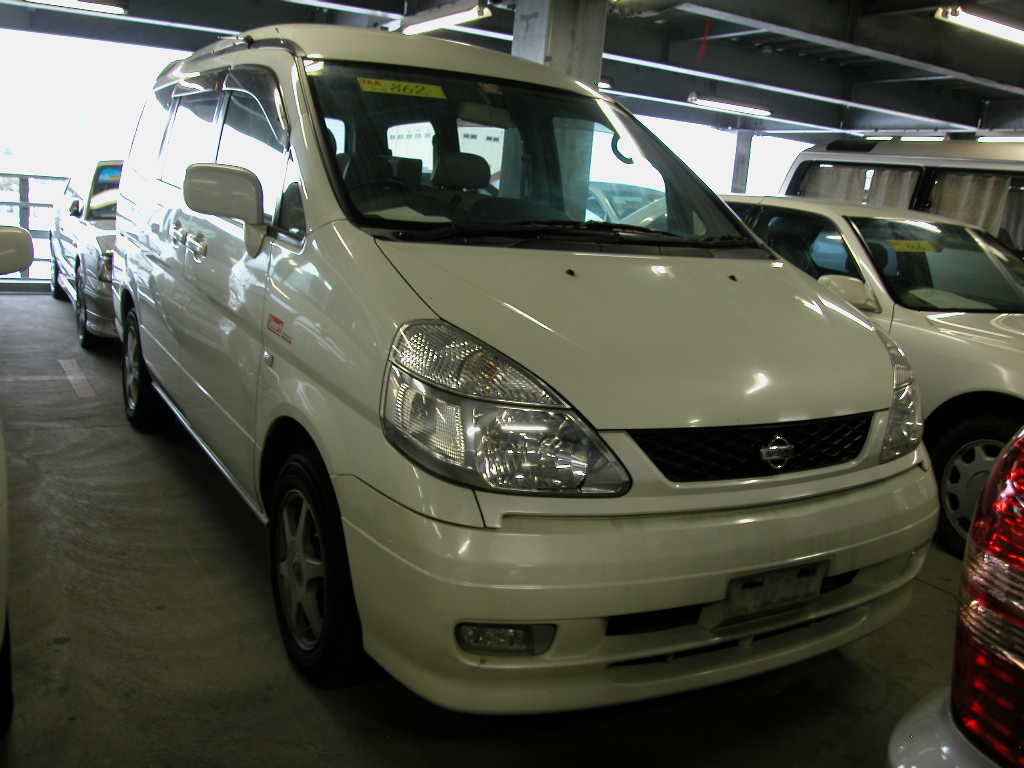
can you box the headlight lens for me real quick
[878,331,923,463]
[383,322,630,495]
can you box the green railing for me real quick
[0,172,69,287]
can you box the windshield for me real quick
[849,217,1024,313]
[306,62,746,245]
[88,164,121,220]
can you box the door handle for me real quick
[171,220,186,246]
[185,232,208,262]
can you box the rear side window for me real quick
[927,170,1024,251]
[217,91,287,224]
[121,88,172,199]
[795,162,920,208]
[161,93,221,188]
[750,207,861,280]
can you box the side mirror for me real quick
[183,163,267,255]
[69,199,82,217]
[818,274,881,313]
[0,226,33,275]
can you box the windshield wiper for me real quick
[669,235,761,249]
[392,220,729,244]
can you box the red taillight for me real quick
[951,430,1024,768]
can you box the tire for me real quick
[929,413,1020,557]
[50,251,67,301]
[270,450,365,686]
[75,262,98,350]
[121,307,167,432]
[0,617,13,740]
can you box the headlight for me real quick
[99,250,114,283]
[878,331,922,463]
[383,321,630,495]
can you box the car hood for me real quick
[376,241,895,429]
[925,311,1024,353]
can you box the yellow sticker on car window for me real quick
[357,77,446,99]
[887,239,938,252]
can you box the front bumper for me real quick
[889,689,1001,768]
[337,463,937,714]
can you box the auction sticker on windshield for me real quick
[357,77,446,99]
[887,239,938,252]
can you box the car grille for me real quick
[629,412,873,483]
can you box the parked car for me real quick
[721,194,1024,557]
[888,424,1023,768]
[113,24,937,714]
[50,160,122,348]
[0,225,32,734]
[782,138,1024,252]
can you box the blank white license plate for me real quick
[725,562,827,620]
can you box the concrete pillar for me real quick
[511,0,608,85]
[731,129,753,194]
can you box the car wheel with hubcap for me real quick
[75,262,97,349]
[121,307,166,432]
[930,414,1020,557]
[270,450,364,686]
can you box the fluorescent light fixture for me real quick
[598,80,612,89]
[281,0,401,19]
[865,135,893,141]
[978,135,1024,143]
[935,6,1024,46]
[402,0,491,35]
[900,135,945,142]
[686,92,771,118]
[25,0,124,13]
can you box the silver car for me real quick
[50,160,121,348]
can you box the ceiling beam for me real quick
[675,1,1024,98]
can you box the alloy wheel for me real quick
[123,325,140,412]
[275,489,327,652]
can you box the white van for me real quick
[782,139,1024,251]
[113,24,937,714]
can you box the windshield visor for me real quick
[850,217,1024,312]
[306,61,744,241]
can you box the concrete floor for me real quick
[0,291,962,767]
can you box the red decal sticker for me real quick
[267,314,292,344]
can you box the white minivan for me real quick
[113,24,938,714]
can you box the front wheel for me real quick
[270,450,365,686]
[121,307,167,432]
[50,251,67,301]
[75,262,98,350]
[930,414,1021,557]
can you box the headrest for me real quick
[433,152,490,190]
[866,241,890,273]
[388,156,423,186]
[765,215,816,246]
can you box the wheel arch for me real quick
[924,391,1024,449]
[259,416,324,514]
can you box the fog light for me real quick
[456,623,556,655]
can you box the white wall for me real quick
[746,135,814,195]
[638,115,737,193]
[0,29,186,180]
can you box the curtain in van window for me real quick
[930,172,1009,235]
[801,164,868,202]
[799,163,918,207]
[865,168,918,208]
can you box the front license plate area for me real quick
[723,562,827,623]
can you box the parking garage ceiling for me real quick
[2,0,1024,141]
